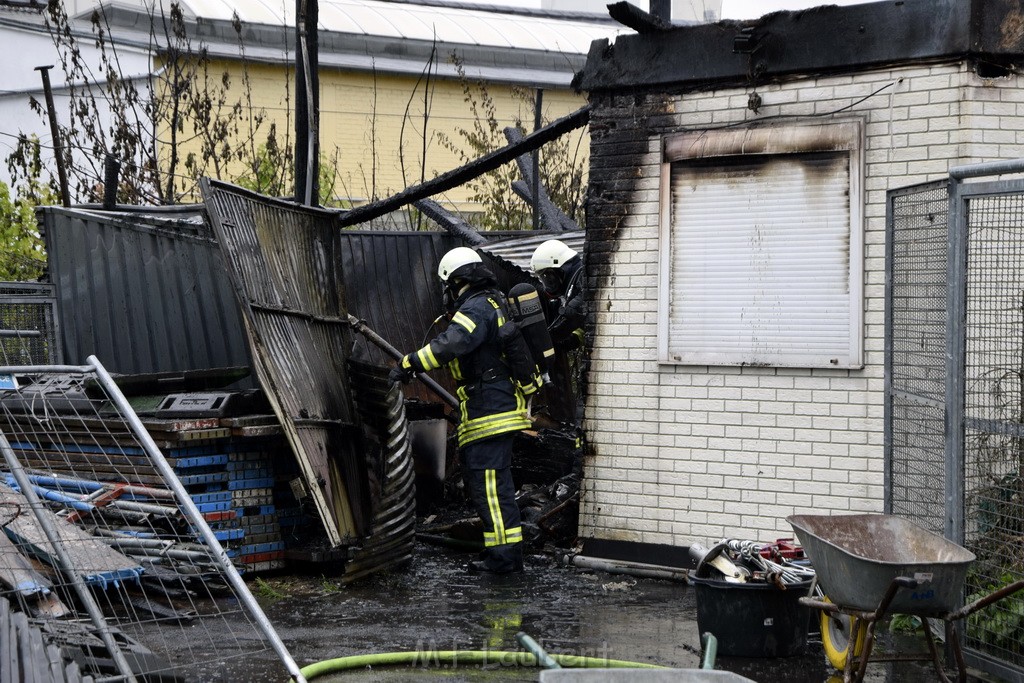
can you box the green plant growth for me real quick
[0,151,54,281]
[436,56,586,232]
[888,613,923,634]
[319,576,342,594]
[966,571,1024,658]
[960,289,1024,664]
[235,139,344,208]
[251,577,288,601]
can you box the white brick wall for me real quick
[581,62,1024,548]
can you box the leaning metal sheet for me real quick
[201,179,367,546]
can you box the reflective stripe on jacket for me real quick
[401,288,530,447]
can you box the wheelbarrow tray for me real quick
[787,514,975,616]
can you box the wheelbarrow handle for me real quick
[945,578,1024,621]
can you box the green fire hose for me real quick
[298,649,664,679]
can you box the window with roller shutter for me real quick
[657,119,864,369]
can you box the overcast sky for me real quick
[456,0,873,20]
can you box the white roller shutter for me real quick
[660,150,862,368]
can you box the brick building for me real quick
[574,0,1024,549]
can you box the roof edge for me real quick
[579,0,1021,94]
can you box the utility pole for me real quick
[35,65,71,207]
[294,0,320,206]
[532,89,542,231]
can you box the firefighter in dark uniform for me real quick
[390,247,538,574]
[530,239,584,351]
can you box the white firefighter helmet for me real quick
[530,239,578,273]
[437,246,482,282]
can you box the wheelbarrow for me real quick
[787,513,1024,683]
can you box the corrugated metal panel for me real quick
[479,230,584,273]
[667,152,857,367]
[40,207,253,377]
[341,230,455,362]
[341,360,416,581]
[201,180,368,547]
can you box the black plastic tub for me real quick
[689,576,813,657]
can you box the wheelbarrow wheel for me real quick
[820,597,866,671]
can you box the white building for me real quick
[575,0,1024,549]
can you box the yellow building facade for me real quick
[135,1,622,223]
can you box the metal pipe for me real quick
[87,355,308,683]
[564,554,689,582]
[532,89,542,231]
[0,364,91,374]
[347,315,459,411]
[103,153,120,210]
[107,499,180,517]
[35,65,71,207]
[24,473,103,493]
[97,536,175,551]
[949,158,1024,180]
[0,433,139,682]
[0,330,42,338]
[516,632,560,670]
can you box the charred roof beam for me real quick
[336,106,590,228]
[503,126,579,233]
[607,1,673,34]
[413,199,488,245]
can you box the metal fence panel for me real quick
[0,282,62,366]
[200,179,370,547]
[960,185,1024,673]
[0,359,303,682]
[40,207,252,376]
[885,181,948,534]
[887,174,1024,680]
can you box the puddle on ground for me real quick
[161,542,956,682]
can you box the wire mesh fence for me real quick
[961,191,1024,670]
[0,283,62,366]
[0,358,303,682]
[887,175,1024,678]
[885,181,949,534]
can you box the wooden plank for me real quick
[0,486,143,587]
[26,617,46,683]
[45,644,65,683]
[219,414,279,427]
[140,417,222,431]
[230,425,283,437]
[336,105,590,227]
[12,610,27,683]
[0,597,13,683]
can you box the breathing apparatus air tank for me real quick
[507,282,556,377]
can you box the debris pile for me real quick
[418,426,583,550]
[0,405,298,576]
[689,538,815,586]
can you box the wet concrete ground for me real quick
[211,541,990,683]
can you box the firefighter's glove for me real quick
[389,366,414,385]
